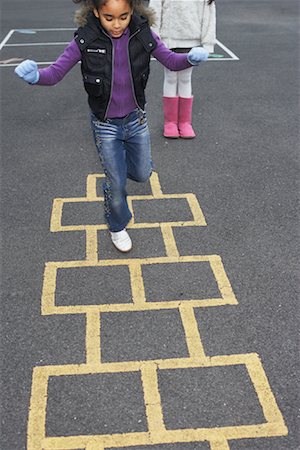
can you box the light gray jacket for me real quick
[149,0,216,52]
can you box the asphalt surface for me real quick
[1,1,299,449]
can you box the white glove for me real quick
[15,59,40,84]
[187,47,209,65]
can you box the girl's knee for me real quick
[129,168,152,183]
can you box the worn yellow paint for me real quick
[180,305,207,360]
[27,172,288,450]
[186,192,207,225]
[86,440,105,450]
[50,198,64,232]
[86,173,105,199]
[86,312,101,365]
[50,171,207,235]
[129,262,146,306]
[141,363,165,434]
[41,255,237,316]
[160,223,179,257]
[210,437,231,450]
[210,255,238,305]
[28,353,288,450]
[150,171,163,196]
[246,354,288,426]
[86,228,98,261]
[27,367,48,450]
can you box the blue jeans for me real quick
[91,109,153,232]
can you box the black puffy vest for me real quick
[75,12,157,120]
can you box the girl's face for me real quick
[94,0,133,38]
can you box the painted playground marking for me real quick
[26,172,287,450]
[0,28,239,66]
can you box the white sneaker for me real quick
[110,229,132,252]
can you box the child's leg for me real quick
[177,67,196,138]
[177,67,193,98]
[125,110,153,182]
[163,67,178,97]
[90,114,132,233]
[162,68,179,138]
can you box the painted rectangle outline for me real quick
[50,193,206,232]
[27,353,287,450]
[41,255,237,315]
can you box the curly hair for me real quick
[72,0,155,26]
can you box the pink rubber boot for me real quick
[163,96,179,138]
[178,96,196,139]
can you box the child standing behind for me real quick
[15,0,208,252]
[149,0,216,138]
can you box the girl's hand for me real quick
[187,47,209,65]
[15,59,40,84]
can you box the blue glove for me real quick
[14,59,40,84]
[187,47,209,65]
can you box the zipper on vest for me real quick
[101,30,114,120]
[127,28,141,111]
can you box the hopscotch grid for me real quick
[28,354,287,450]
[27,171,288,449]
[0,29,239,66]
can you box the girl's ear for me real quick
[93,8,100,18]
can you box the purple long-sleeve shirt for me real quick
[37,29,191,118]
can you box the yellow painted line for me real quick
[129,221,206,229]
[86,228,98,261]
[246,354,288,430]
[41,298,235,316]
[86,441,105,450]
[129,193,206,226]
[179,305,207,359]
[210,438,231,450]
[31,171,288,449]
[41,264,57,315]
[130,193,195,200]
[160,224,179,257]
[129,262,146,306]
[42,254,232,268]
[27,367,48,450]
[40,422,287,449]
[50,198,63,232]
[86,312,101,365]
[41,255,237,315]
[28,352,288,449]
[50,197,105,232]
[209,255,238,305]
[42,433,151,449]
[150,171,163,196]
[186,193,207,225]
[50,171,207,232]
[86,173,105,199]
[50,221,207,232]
[141,363,165,433]
[127,197,135,223]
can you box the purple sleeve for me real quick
[151,31,192,71]
[37,39,81,85]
